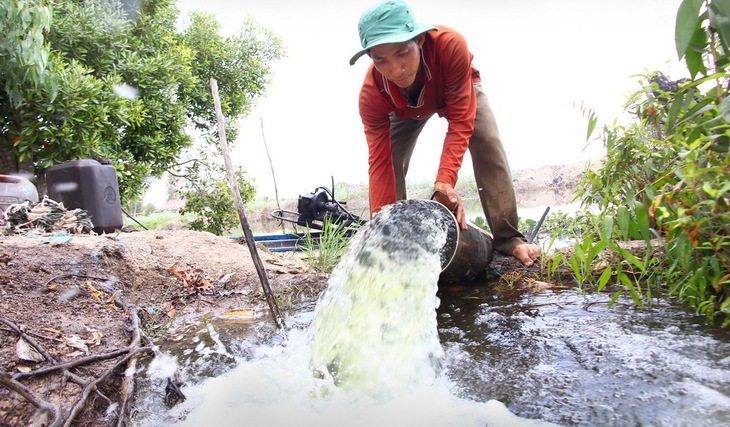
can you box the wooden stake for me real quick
[209,78,286,330]
[259,117,283,218]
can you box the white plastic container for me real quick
[0,174,39,212]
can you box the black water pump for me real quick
[271,185,365,231]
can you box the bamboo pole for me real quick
[209,78,285,330]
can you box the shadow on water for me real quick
[436,283,730,427]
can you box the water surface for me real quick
[132,199,730,427]
[437,284,730,426]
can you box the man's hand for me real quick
[432,182,467,230]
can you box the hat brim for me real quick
[349,24,437,66]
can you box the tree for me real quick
[165,9,285,210]
[0,0,54,173]
[180,167,256,236]
[0,0,54,107]
[179,11,284,144]
[0,0,284,203]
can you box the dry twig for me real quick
[0,372,62,426]
[0,308,153,426]
[116,307,142,427]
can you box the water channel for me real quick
[131,287,730,427]
[132,200,730,426]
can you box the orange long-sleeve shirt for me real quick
[358,25,481,214]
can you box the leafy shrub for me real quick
[300,218,356,274]
[180,168,255,236]
[574,0,730,325]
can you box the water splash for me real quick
[309,200,452,399]
[159,325,553,427]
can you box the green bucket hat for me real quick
[349,0,437,66]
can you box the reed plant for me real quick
[301,217,356,273]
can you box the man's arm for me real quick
[359,76,397,215]
[434,30,477,189]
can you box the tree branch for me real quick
[0,372,62,426]
[0,317,57,363]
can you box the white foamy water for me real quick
[154,326,554,427]
[309,200,450,399]
[135,200,557,427]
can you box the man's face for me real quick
[369,37,424,89]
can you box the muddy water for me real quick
[132,199,730,427]
[437,285,730,426]
[132,290,730,427]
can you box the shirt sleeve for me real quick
[435,31,476,187]
[359,71,396,214]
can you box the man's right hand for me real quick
[432,182,467,230]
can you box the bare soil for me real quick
[0,229,327,426]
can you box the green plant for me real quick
[180,167,256,236]
[540,239,564,285]
[568,232,606,289]
[499,270,524,288]
[0,0,55,106]
[0,0,284,202]
[143,283,184,344]
[301,218,355,273]
[520,210,600,242]
[572,0,730,326]
[471,210,600,246]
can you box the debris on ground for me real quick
[3,197,93,234]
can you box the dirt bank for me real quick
[0,229,326,426]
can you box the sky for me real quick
[166,0,686,201]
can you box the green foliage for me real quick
[179,12,285,143]
[574,0,730,326]
[123,196,157,217]
[568,233,607,289]
[15,58,133,170]
[473,209,598,245]
[180,168,256,236]
[540,236,564,284]
[0,0,55,106]
[301,218,355,274]
[0,0,284,205]
[518,210,600,242]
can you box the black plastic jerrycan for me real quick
[46,159,124,234]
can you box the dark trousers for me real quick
[388,82,526,255]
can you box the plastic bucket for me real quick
[45,159,123,234]
[0,174,39,212]
[412,200,494,284]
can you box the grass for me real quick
[300,218,354,273]
[123,210,188,230]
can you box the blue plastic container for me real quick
[46,159,123,234]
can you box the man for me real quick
[351,0,540,266]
